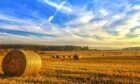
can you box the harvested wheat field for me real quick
[0,51,140,84]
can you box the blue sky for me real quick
[0,0,140,47]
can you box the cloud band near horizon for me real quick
[0,0,140,47]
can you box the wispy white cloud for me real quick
[41,0,72,13]
[99,9,109,17]
[133,5,140,10]
[66,10,94,26]
[0,14,32,25]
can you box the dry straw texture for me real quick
[2,49,42,76]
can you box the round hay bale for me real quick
[52,55,55,58]
[73,54,80,60]
[2,49,42,76]
[63,56,65,59]
[68,55,71,58]
[56,55,59,59]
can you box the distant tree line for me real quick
[122,47,140,51]
[0,44,90,51]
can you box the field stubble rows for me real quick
[0,51,139,84]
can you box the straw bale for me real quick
[2,49,42,76]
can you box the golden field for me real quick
[0,50,140,84]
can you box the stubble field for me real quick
[0,51,140,84]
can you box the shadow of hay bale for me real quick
[0,73,8,78]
